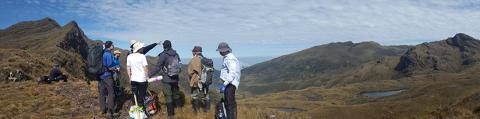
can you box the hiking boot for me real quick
[101,109,107,115]
[110,112,120,119]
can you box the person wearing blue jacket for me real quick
[99,41,117,118]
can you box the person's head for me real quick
[216,42,232,56]
[192,46,202,56]
[104,41,114,51]
[163,40,172,50]
[132,41,145,53]
[114,50,121,58]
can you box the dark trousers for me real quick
[162,82,181,116]
[131,81,148,107]
[98,77,115,113]
[224,84,237,119]
[191,83,210,112]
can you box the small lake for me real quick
[360,89,406,98]
[270,107,307,112]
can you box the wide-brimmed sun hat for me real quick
[132,42,144,53]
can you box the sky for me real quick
[1,0,480,58]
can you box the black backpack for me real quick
[215,98,227,119]
[87,43,104,76]
[201,57,214,85]
[86,42,104,83]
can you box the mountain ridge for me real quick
[241,41,412,95]
[0,17,89,79]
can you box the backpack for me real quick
[38,76,51,84]
[200,57,214,85]
[144,90,160,116]
[87,43,104,75]
[215,98,227,119]
[165,54,181,77]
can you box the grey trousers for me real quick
[98,77,115,113]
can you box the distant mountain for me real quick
[241,41,412,95]
[241,33,480,95]
[0,17,89,79]
[321,33,480,87]
[238,56,275,69]
[395,33,480,75]
[182,56,274,70]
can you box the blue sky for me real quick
[1,0,480,58]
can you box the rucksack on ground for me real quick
[37,76,51,84]
[144,90,160,116]
[165,54,181,76]
[200,57,214,85]
[87,42,104,77]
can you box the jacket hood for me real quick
[163,49,177,56]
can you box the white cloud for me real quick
[46,0,480,56]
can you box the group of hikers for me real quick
[95,40,241,119]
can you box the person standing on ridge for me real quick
[127,41,150,116]
[217,42,241,119]
[99,41,117,118]
[148,40,182,119]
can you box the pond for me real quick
[270,107,307,112]
[360,89,406,98]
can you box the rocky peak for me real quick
[56,20,89,59]
[63,21,80,30]
[446,33,480,52]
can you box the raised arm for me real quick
[141,43,158,54]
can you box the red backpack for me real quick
[145,90,160,116]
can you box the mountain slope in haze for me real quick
[0,17,89,79]
[241,41,411,94]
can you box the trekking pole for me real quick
[222,101,227,118]
[222,97,227,118]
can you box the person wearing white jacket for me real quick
[217,42,241,119]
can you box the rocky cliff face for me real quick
[57,21,89,59]
[0,18,90,80]
[395,33,480,75]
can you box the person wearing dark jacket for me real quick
[148,40,182,118]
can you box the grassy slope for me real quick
[241,72,480,119]
[0,79,311,119]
